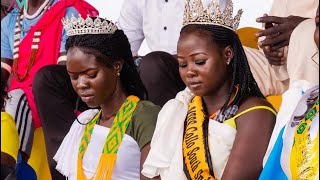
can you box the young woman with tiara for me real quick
[53,15,160,180]
[142,0,276,179]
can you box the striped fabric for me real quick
[5,88,34,157]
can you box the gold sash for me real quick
[183,96,215,180]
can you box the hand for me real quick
[261,45,286,66]
[256,15,308,50]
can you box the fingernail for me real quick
[278,53,283,57]
[256,18,261,22]
[255,33,260,37]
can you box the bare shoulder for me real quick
[235,96,276,129]
[239,96,274,111]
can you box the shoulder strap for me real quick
[233,106,277,120]
[224,106,276,129]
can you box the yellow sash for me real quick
[183,96,215,179]
[77,95,140,180]
[290,96,319,179]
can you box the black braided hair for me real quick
[181,24,265,115]
[65,17,147,100]
[1,79,8,111]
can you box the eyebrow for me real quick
[177,52,207,59]
[67,68,98,74]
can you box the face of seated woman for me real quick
[177,28,232,97]
[66,47,121,108]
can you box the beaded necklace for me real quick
[12,0,51,82]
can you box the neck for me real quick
[26,0,47,16]
[202,79,233,116]
[100,84,128,125]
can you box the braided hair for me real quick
[65,18,147,100]
[181,24,265,115]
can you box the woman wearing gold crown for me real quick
[142,0,276,179]
[53,16,160,180]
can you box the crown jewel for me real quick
[62,14,118,36]
[183,0,243,31]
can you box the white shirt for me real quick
[118,0,184,56]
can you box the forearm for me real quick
[1,58,13,84]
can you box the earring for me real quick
[226,60,230,65]
[117,72,120,76]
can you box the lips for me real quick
[80,94,94,103]
[188,82,202,89]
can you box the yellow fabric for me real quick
[236,27,260,50]
[77,96,140,180]
[183,96,216,179]
[1,112,19,162]
[28,127,52,180]
[290,97,319,179]
[266,96,282,112]
[224,106,277,129]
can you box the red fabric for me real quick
[9,0,98,128]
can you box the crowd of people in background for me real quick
[1,0,319,179]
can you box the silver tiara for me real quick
[61,14,118,36]
[183,0,243,31]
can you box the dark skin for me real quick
[1,0,12,20]
[1,153,16,169]
[67,47,152,180]
[256,15,308,66]
[315,14,319,49]
[177,30,275,179]
[26,0,45,16]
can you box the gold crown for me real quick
[61,14,118,36]
[183,0,243,31]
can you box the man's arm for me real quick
[1,58,12,84]
[118,0,144,57]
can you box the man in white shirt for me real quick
[118,0,186,107]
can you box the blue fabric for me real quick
[16,153,37,180]
[259,127,288,180]
[1,1,78,59]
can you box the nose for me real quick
[185,64,197,79]
[76,76,89,90]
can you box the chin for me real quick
[189,89,205,97]
[86,102,100,109]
